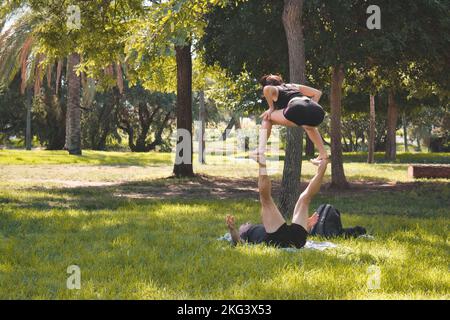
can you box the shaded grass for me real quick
[0,180,449,299]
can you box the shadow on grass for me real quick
[1,176,447,222]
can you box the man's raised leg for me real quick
[292,160,328,230]
[258,164,285,233]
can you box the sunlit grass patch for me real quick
[0,149,172,166]
[0,150,448,299]
[0,181,449,299]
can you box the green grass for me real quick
[342,152,450,164]
[0,150,449,299]
[0,149,172,166]
[2,149,448,166]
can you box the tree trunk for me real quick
[279,0,305,218]
[367,94,375,163]
[44,87,66,150]
[64,107,70,149]
[385,90,398,161]
[66,53,82,155]
[221,117,236,140]
[348,134,354,152]
[402,112,408,152]
[198,90,206,164]
[342,135,349,152]
[234,117,241,130]
[173,44,194,177]
[304,135,315,158]
[25,87,32,150]
[329,65,348,189]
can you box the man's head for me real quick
[238,222,252,234]
[226,215,251,233]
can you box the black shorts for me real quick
[283,97,325,127]
[265,223,307,249]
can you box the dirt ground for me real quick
[1,164,439,201]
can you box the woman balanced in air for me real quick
[253,74,328,165]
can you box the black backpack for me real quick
[310,204,367,238]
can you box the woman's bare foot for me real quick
[249,150,267,165]
[310,155,330,166]
[307,212,319,233]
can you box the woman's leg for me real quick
[257,119,272,154]
[256,110,296,154]
[270,109,297,127]
[302,125,328,163]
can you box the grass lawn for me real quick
[0,150,449,299]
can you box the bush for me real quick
[429,127,450,152]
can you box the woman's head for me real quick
[259,74,284,88]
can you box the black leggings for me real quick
[283,97,325,127]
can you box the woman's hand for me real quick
[297,84,322,103]
[260,109,274,121]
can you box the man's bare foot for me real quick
[249,150,267,165]
[307,212,319,232]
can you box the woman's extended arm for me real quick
[261,86,277,120]
[297,85,322,103]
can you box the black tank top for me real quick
[274,84,302,109]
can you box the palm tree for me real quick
[0,11,82,153]
[0,12,40,150]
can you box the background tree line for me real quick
[0,0,448,216]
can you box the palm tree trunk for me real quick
[329,65,348,189]
[367,94,376,163]
[25,87,32,150]
[173,44,194,177]
[66,53,82,155]
[279,0,305,218]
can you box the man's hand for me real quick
[318,158,329,170]
[307,212,319,233]
[225,214,242,246]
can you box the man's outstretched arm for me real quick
[226,215,242,246]
[292,160,328,229]
[300,160,328,202]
